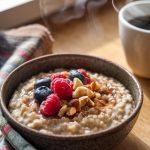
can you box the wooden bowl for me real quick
[0,54,143,150]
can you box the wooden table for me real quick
[38,1,150,149]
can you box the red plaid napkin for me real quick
[0,24,53,150]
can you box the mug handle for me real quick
[112,0,120,13]
[112,0,136,13]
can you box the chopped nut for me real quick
[86,89,95,98]
[62,100,68,105]
[94,98,108,108]
[94,92,101,99]
[99,86,113,94]
[66,107,77,116]
[79,96,89,108]
[87,98,95,107]
[73,78,83,90]
[58,105,68,117]
[73,86,94,99]
[98,100,108,106]
[73,87,87,98]
[90,81,101,91]
[69,99,79,110]
[85,84,91,90]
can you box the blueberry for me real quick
[35,77,51,89]
[69,70,85,84]
[34,86,52,103]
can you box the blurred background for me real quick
[0,0,136,53]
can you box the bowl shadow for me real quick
[135,76,150,101]
[115,133,150,150]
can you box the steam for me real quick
[40,0,108,25]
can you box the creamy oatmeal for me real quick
[9,68,135,135]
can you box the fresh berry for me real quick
[65,78,74,89]
[51,78,73,90]
[35,77,51,89]
[51,73,66,80]
[34,86,52,103]
[69,70,85,84]
[78,69,91,84]
[40,94,61,116]
[85,77,91,84]
[78,69,87,77]
[51,78,73,100]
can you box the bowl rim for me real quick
[0,54,143,140]
[119,0,150,34]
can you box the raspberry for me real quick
[78,69,91,84]
[40,94,61,117]
[85,77,91,84]
[51,78,73,100]
[51,73,66,81]
[65,78,73,89]
[51,78,73,90]
[78,69,87,77]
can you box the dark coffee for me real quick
[129,16,150,30]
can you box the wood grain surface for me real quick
[37,1,150,149]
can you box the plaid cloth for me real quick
[0,24,53,150]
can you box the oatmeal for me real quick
[9,68,135,135]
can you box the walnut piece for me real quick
[58,105,68,117]
[66,107,77,116]
[73,86,94,99]
[73,78,83,90]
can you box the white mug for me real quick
[119,1,150,78]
